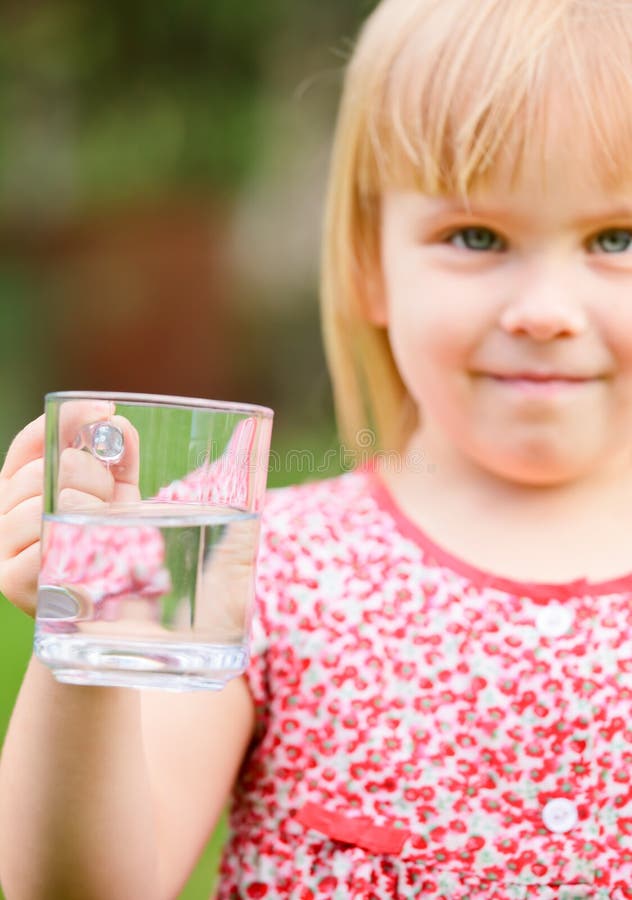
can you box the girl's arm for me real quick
[143,674,255,899]
[0,657,255,900]
[0,412,256,900]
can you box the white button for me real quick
[536,604,574,638]
[542,798,578,833]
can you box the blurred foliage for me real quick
[0,0,373,209]
[0,2,375,894]
[0,0,376,451]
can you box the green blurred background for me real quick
[0,1,372,896]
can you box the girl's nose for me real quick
[498,266,588,341]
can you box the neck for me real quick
[376,425,632,585]
[395,426,632,521]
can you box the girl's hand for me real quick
[0,402,140,617]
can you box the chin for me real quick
[492,464,584,488]
[473,447,598,488]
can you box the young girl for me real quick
[2,0,632,897]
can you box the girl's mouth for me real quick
[484,373,598,394]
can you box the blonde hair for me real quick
[321,0,632,456]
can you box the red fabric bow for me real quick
[294,802,410,854]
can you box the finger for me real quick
[61,414,140,500]
[0,458,44,516]
[1,400,115,481]
[58,488,107,513]
[57,399,116,450]
[108,414,141,493]
[0,542,41,616]
[114,480,142,504]
[58,448,115,503]
[0,495,42,559]
[0,415,46,480]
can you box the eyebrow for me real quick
[572,207,632,228]
[425,200,632,229]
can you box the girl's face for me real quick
[378,177,632,486]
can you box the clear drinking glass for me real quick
[34,391,273,691]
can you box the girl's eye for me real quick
[446,226,505,252]
[589,228,632,254]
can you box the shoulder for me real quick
[261,467,372,513]
[258,468,377,547]
[249,471,377,696]
[253,469,378,611]
[254,467,423,612]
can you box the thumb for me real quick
[108,415,141,504]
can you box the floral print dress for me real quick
[217,467,632,899]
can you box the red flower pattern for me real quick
[219,470,632,897]
[40,457,632,897]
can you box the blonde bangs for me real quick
[358,0,632,198]
[322,0,632,458]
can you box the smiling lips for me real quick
[490,372,595,382]
[482,372,600,394]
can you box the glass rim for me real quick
[45,390,274,418]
